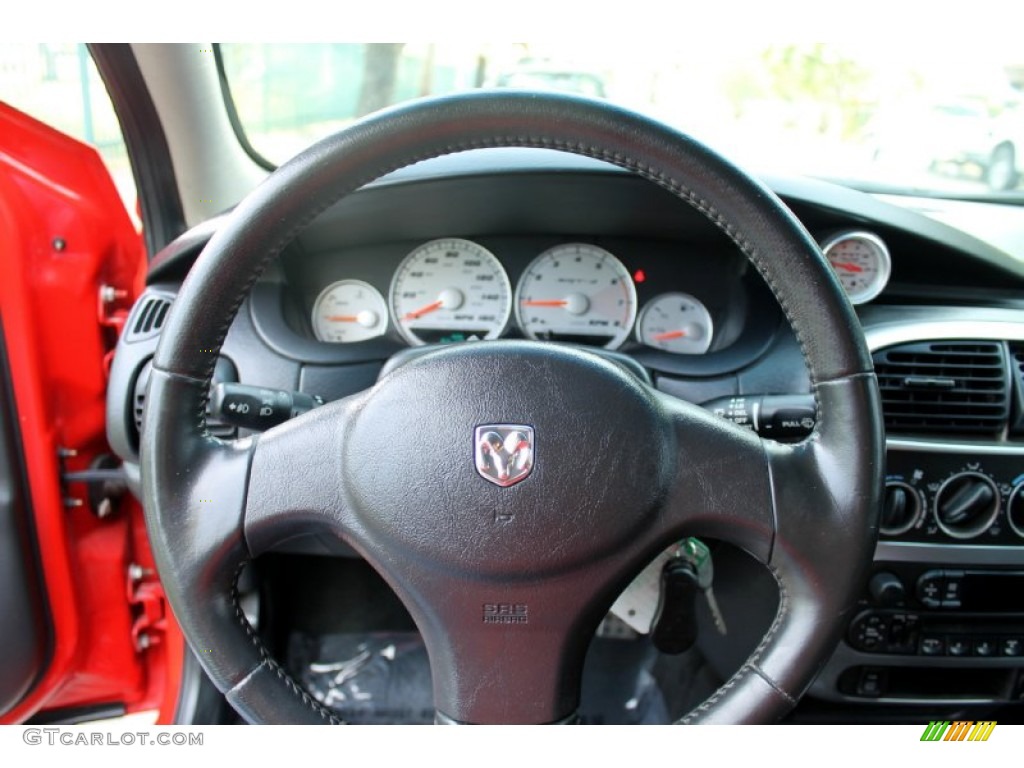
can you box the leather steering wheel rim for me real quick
[142,91,883,725]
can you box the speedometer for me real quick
[514,243,637,349]
[821,231,892,305]
[389,238,512,346]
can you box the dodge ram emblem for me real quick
[475,425,534,487]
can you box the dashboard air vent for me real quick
[124,293,173,343]
[873,340,1010,436]
[133,361,150,439]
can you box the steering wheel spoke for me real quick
[368,559,613,724]
[745,374,884,700]
[140,369,263,687]
[650,391,776,564]
[244,395,361,557]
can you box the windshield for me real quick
[220,43,1024,199]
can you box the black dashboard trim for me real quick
[248,283,404,365]
[144,154,1024,291]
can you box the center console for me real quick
[810,324,1024,706]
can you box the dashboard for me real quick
[107,149,1024,721]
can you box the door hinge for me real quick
[126,563,166,652]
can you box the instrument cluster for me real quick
[309,237,716,355]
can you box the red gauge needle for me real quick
[521,299,568,307]
[326,315,359,322]
[402,299,444,320]
[832,261,864,273]
[652,330,687,341]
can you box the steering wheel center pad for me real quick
[345,341,670,576]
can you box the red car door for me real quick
[0,102,183,725]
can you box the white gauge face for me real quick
[389,238,512,346]
[311,280,388,343]
[636,293,714,354]
[514,243,637,349]
[821,231,892,305]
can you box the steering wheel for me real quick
[142,91,883,725]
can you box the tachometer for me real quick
[636,293,713,354]
[389,238,512,345]
[821,231,892,305]
[311,280,388,343]
[514,243,637,349]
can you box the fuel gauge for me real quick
[312,279,388,343]
[636,293,713,354]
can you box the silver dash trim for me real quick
[875,541,1024,565]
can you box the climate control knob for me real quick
[934,472,1000,539]
[1007,484,1024,539]
[881,481,921,535]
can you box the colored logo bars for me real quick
[920,721,996,742]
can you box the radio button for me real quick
[916,571,944,608]
[888,614,911,651]
[947,637,970,657]
[941,571,964,608]
[849,612,888,651]
[919,636,945,656]
[973,638,997,657]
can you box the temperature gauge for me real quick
[636,293,713,354]
[312,280,388,343]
